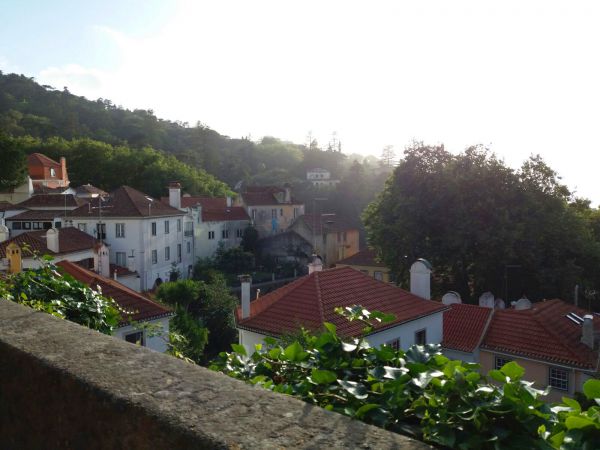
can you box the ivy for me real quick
[211,306,600,449]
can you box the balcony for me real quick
[0,300,426,449]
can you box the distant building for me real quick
[290,213,359,267]
[57,260,173,352]
[336,248,392,282]
[236,260,447,355]
[306,168,339,188]
[237,185,304,237]
[442,299,600,402]
[256,230,313,268]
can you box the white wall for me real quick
[442,348,479,363]
[366,312,444,350]
[195,219,248,259]
[239,328,271,355]
[114,316,171,353]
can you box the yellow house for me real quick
[443,299,600,402]
[290,214,359,267]
[335,248,392,282]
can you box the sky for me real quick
[1,0,599,203]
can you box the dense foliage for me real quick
[156,274,238,364]
[211,306,600,449]
[364,144,600,303]
[0,133,28,190]
[0,259,121,334]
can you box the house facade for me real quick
[336,248,392,282]
[66,186,193,291]
[236,260,447,355]
[290,214,359,267]
[306,168,339,188]
[27,153,70,189]
[237,186,304,237]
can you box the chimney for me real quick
[168,182,181,209]
[581,315,595,349]
[308,254,323,274]
[46,228,59,253]
[94,243,110,278]
[60,157,69,186]
[7,242,22,274]
[226,196,232,208]
[113,270,118,281]
[410,258,431,300]
[0,224,9,243]
[284,184,292,204]
[127,252,136,273]
[240,275,252,319]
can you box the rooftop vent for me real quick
[566,312,584,325]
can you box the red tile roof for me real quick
[0,227,96,258]
[56,260,172,325]
[442,303,493,353]
[28,153,61,169]
[296,214,359,234]
[337,248,387,267]
[237,266,448,338]
[241,186,300,206]
[33,185,71,194]
[74,184,108,196]
[17,194,88,209]
[202,207,249,222]
[68,186,184,218]
[160,196,228,209]
[5,210,63,221]
[0,201,14,212]
[481,299,600,369]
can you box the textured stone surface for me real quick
[0,300,429,449]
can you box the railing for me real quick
[0,300,427,449]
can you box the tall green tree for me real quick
[0,133,27,190]
[363,143,600,303]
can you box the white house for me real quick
[236,259,448,355]
[66,186,194,291]
[57,260,173,352]
[306,168,339,188]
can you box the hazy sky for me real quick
[1,1,599,203]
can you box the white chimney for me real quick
[410,258,431,300]
[284,185,292,203]
[94,243,110,278]
[226,196,232,207]
[113,270,118,281]
[308,254,323,274]
[168,182,181,209]
[0,224,9,244]
[240,275,252,319]
[46,228,59,253]
[581,314,595,349]
[127,252,136,273]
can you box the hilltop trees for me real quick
[0,134,27,190]
[363,143,600,302]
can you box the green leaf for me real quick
[342,342,358,352]
[500,361,525,380]
[283,341,306,362]
[583,379,600,400]
[354,403,380,419]
[562,397,581,411]
[231,343,247,356]
[383,366,408,380]
[311,369,337,385]
[565,415,597,430]
[323,322,337,335]
[488,369,507,383]
[338,380,369,399]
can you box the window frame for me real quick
[115,223,125,238]
[151,249,158,264]
[495,356,513,371]
[164,220,170,234]
[125,331,145,346]
[177,218,182,232]
[386,338,400,351]
[165,246,170,261]
[151,222,157,236]
[115,252,127,267]
[208,230,215,240]
[415,328,427,346]
[549,366,569,391]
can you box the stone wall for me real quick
[0,300,428,449]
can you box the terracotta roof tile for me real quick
[68,186,184,218]
[28,153,61,168]
[74,184,108,196]
[160,196,227,209]
[0,201,14,212]
[337,248,387,267]
[202,207,249,222]
[5,210,62,221]
[17,194,88,209]
[0,227,96,258]
[442,303,493,352]
[297,214,359,234]
[56,260,172,325]
[237,266,448,338]
[481,299,600,369]
[241,186,300,206]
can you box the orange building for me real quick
[27,153,69,189]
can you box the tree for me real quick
[241,225,259,253]
[0,134,28,190]
[380,145,396,168]
[363,143,600,302]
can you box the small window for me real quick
[151,222,157,236]
[32,222,41,230]
[116,252,126,267]
[23,222,31,230]
[236,228,243,238]
[12,222,22,230]
[177,219,182,232]
[151,249,158,264]
[115,223,125,238]
[78,223,87,232]
[177,244,182,263]
[549,367,569,391]
[386,338,400,351]
[43,222,52,230]
[222,229,229,239]
[125,331,145,346]
[415,329,427,346]
[294,207,299,218]
[252,209,256,220]
[164,220,170,234]
[280,208,283,217]
[96,223,106,240]
[208,231,215,240]
[50,168,56,177]
[186,241,191,253]
[165,246,170,261]
[374,271,383,281]
[495,356,512,371]
[55,222,62,229]
[271,209,277,219]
